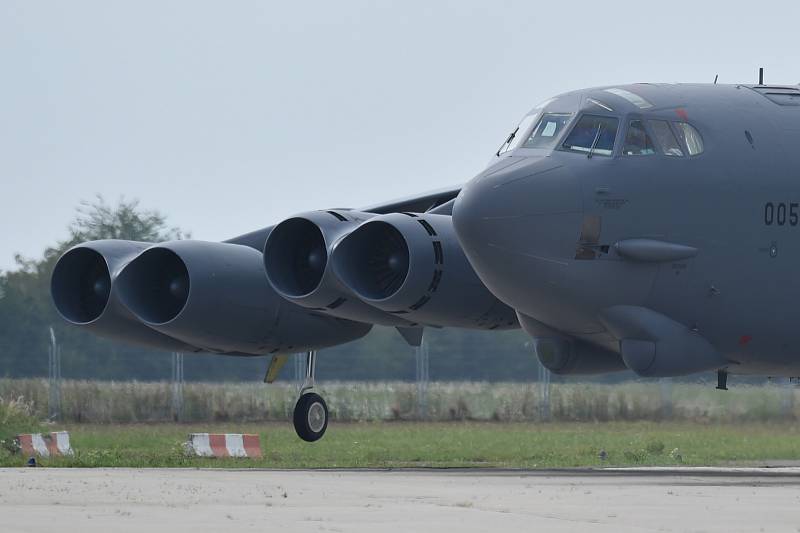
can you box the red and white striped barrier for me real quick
[185,433,262,458]
[15,432,73,457]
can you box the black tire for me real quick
[293,392,328,442]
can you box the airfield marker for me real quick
[185,433,262,458]
[15,432,73,457]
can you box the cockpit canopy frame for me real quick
[495,90,705,160]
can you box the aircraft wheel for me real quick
[293,392,328,442]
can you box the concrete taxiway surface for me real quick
[2,467,799,532]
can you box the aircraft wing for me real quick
[357,184,461,214]
[224,184,463,251]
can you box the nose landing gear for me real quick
[292,350,329,442]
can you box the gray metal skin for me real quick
[332,212,519,329]
[453,82,800,377]
[116,240,371,355]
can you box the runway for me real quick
[2,467,799,532]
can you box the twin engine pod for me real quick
[263,210,413,326]
[50,240,195,351]
[116,240,371,354]
[331,213,518,329]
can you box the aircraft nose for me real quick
[452,156,585,308]
[453,157,583,257]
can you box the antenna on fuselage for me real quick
[758,67,764,85]
[714,74,718,84]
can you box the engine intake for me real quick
[51,247,111,324]
[115,247,190,325]
[50,241,193,351]
[264,218,328,298]
[335,221,410,301]
[264,211,411,326]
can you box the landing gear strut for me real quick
[716,370,728,391]
[293,350,329,442]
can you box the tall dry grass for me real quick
[0,396,44,448]
[0,378,795,423]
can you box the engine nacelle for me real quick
[50,240,194,351]
[117,240,371,354]
[263,210,410,326]
[332,213,518,329]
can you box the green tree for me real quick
[65,195,187,246]
[0,197,189,379]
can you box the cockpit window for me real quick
[622,120,656,156]
[604,88,653,109]
[562,115,618,157]
[674,122,704,155]
[522,113,572,149]
[647,120,684,156]
[496,113,538,156]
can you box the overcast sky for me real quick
[2,1,799,270]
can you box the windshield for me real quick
[674,122,704,155]
[496,113,539,156]
[622,120,656,156]
[562,115,619,156]
[648,120,684,156]
[522,113,572,149]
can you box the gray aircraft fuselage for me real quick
[453,82,800,376]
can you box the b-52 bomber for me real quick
[52,78,800,440]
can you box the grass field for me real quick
[2,421,800,469]
[2,378,798,423]
[3,381,799,469]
